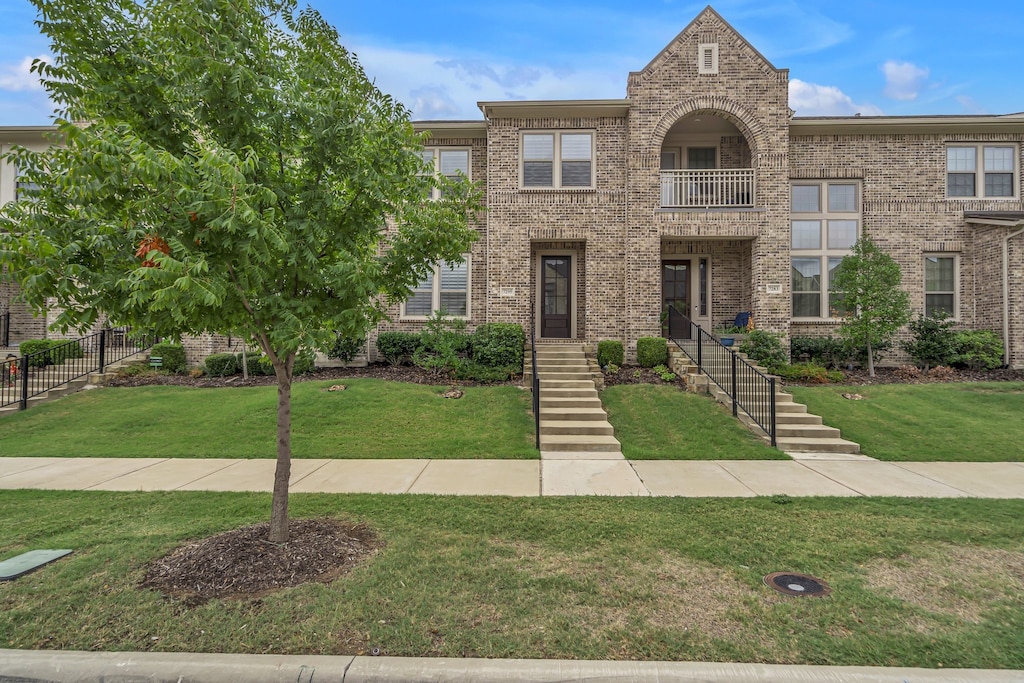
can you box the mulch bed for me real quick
[791,366,1024,386]
[108,364,521,389]
[601,366,684,387]
[141,518,381,604]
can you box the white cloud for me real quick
[789,79,883,116]
[354,42,623,120]
[0,55,48,92]
[955,95,986,114]
[881,60,929,101]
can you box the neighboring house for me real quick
[3,6,1024,367]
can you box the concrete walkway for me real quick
[2,456,1023,498]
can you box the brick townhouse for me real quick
[3,6,1023,368]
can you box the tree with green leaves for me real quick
[831,237,911,377]
[0,0,481,542]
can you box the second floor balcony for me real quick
[660,169,755,209]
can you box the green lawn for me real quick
[0,379,536,459]
[788,382,1024,462]
[1,490,1022,668]
[602,384,787,459]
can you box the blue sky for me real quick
[1,0,1021,125]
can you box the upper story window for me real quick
[791,181,860,319]
[14,164,40,202]
[522,131,594,189]
[946,144,1018,199]
[418,148,470,199]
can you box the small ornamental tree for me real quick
[0,0,481,543]
[831,237,911,377]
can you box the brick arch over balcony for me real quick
[648,96,766,160]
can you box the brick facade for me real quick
[3,7,1024,368]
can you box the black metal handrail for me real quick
[1,309,9,348]
[531,328,540,450]
[1,328,156,411]
[668,308,777,447]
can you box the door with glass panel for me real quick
[662,260,690,339]
[541,256,571,339]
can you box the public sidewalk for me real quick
[2,455,1023,497]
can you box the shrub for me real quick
[903,313,957,370]
[789,336,847,369]
[415,312,469,378]
[471,323,524,368]
[953,330,1003,370]
[455,361,518,383]
[636,337,668,368]
[597,340,624,368]
[204,352,240,377]
[256,349,316,376]
[773,362,830,384]
[238,351,272,376]
[652,363,676,381]
[20,339,57,367]
[739,330,787,370]
[328,334,365,363]
[376,332,421,366]
[604,363,620,375]
[149,342,186,373]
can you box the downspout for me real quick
[1002,226,1024,368]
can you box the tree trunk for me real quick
[268,351,295,543]
[866,339,875,377]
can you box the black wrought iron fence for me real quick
[1,328,156,411]
[667,307,777,447]
[531,328,540,450]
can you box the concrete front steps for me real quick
[531,344,621,454]
[668,349,861,455]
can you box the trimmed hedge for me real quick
[472,323,524,368]
[19,339,85,368]
[150,343,187,374]
[237,352,272,376]
[328,335,365,363]
[597,340,624,368]
[636,337,667,368]
[954,330,1003,370]
[376,332,421,366]
[204,352,240,377]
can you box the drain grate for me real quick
[764,572,831,597]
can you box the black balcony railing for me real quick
[667,307,776,447]
[1,328,156,411]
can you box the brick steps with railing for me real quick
[669,349,861,454]
[527,344,622,454]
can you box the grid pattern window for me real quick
[14,164,40,202]
[946,145,1017,198]
[522,131,594,189]
[419,148,470,199]
[790,181,860,319]
[925,255,957,318]
[402,258,470,318]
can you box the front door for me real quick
[541,255,571,338]
[662,260,690,339]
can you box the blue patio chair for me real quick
[732,312,751,330]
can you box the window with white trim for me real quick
[946,144,1017,198]
[522,131,593,189]
[402,258,470,318]
[791,181,860,318]
[14,164,40,202]
[418,148,470,199]
[924,255,957,318]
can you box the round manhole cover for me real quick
[764,572,831,597]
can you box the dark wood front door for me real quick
[662,260,690,339]
[541,255,571,338]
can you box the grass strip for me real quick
[0,490,1022,668]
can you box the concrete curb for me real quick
[2,650,1022,683]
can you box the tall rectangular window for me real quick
[419,147,470,199]
[522,131,593,189]
[791,181,860,318]
[925,255,957,318]
[403,258,471,319]
[947,144,1017,198]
